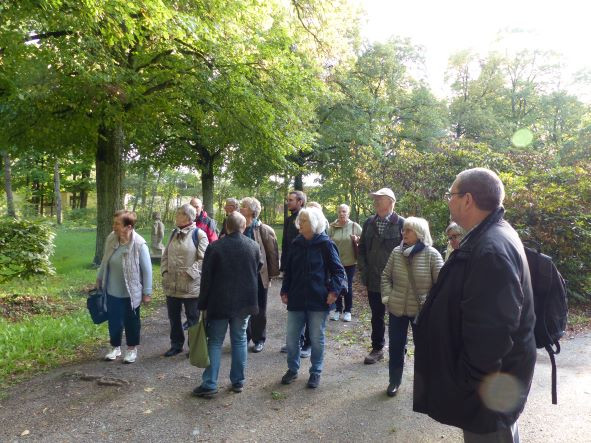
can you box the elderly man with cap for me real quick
[357,187,405,364]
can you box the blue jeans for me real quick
[388,313,416,385]
[286,310,329,375]
[201,316,250,390]
[106,294,140,347]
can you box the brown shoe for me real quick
[364,349,384,364]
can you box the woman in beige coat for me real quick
[161,204,209,357]
[381,216,443,397]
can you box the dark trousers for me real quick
[336,265,356,313]
[247,276,269,344]
[463,422,520,443]
[367,291,386,350]
[107,294,141,347]
[388,313,416,385]
[166,296,199,349]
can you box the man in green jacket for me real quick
[357,188,404,364]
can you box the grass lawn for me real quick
[0,227,162,389]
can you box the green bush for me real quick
[0,218,55,283]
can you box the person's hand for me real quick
[142,294,152,304]
[327,292,337,305]
[350,234,359,244]
[280,293,288,305]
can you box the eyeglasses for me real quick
[444,191,465,201]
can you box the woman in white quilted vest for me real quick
[380,216,443,397]
[97,210,153,364]
[161,204,209,357]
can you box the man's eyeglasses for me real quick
[444,191,465,201]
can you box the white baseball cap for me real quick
[369,187,396,201]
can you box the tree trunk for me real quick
[93,123,124,266]
[148,170,161,218]
[80,169,90,208]
[293,174,303,191]
[201,164,215,217]
[1,150,16,218]
[54,160,62,224]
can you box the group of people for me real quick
[96,168,536,442]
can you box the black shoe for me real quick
[364,349,384,364]
[300,346,311,358]
[307,373,321,389]
[252,342,264,353]
[281,370,298,385]
[164,347,183,357]
[231,383,244,393]
[387,383,399,397]
[192,386,218,398]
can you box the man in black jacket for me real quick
[357,188,404,364]
[413,168,536,442]
[193,212,261,398]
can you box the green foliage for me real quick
[0,218,55,282]
[0,312,107,385]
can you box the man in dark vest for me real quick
[357,188,404,364]
[413,168,536,442]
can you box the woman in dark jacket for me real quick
[280,207,347,389]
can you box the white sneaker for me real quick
[105,347,121,361]
[123,348,137,364]
[343,312,352,322]
[330,311,340,321]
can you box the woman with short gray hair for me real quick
[161,204,209,357]
[381,216,443,397]
[239,197,279,353]
[445,222,465,260]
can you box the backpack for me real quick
[524,245,568,405]
[167,227,202,249]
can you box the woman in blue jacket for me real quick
[280,207,347,389]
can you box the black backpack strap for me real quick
[192,227,201,248]
[546,343,560,405]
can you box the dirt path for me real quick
[1,283,590,442]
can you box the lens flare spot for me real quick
[479,373,523,413]
[511,129,534,148]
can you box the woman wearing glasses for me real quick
[444,222,465,260]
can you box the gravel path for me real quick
[1,282,590,442]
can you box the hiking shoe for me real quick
[231,383,244,393]
[281,370,298,385]
[105,347,121,361]
[307,373,321,389]
[192,386,218,398]
[300,346,311,358]
[280,344,288,353]
[123,348,137,364]
[387,383,399,397]
[164,347,183,357]
[330,311,340,321]
[343,312,352,322]
[363,349,384,365]
[252,342,264,353]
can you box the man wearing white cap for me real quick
[358,187,405,364]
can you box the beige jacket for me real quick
[161,224,209,298]
[328,219,362,266]
[381,245,443,317]
[253,222,280,288]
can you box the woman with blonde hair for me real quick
[381,216,443,397]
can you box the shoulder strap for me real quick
[192,227,201,248]
[402,255,422,309]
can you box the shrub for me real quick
[0,218,55,282]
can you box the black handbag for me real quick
[87,288,108,324]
